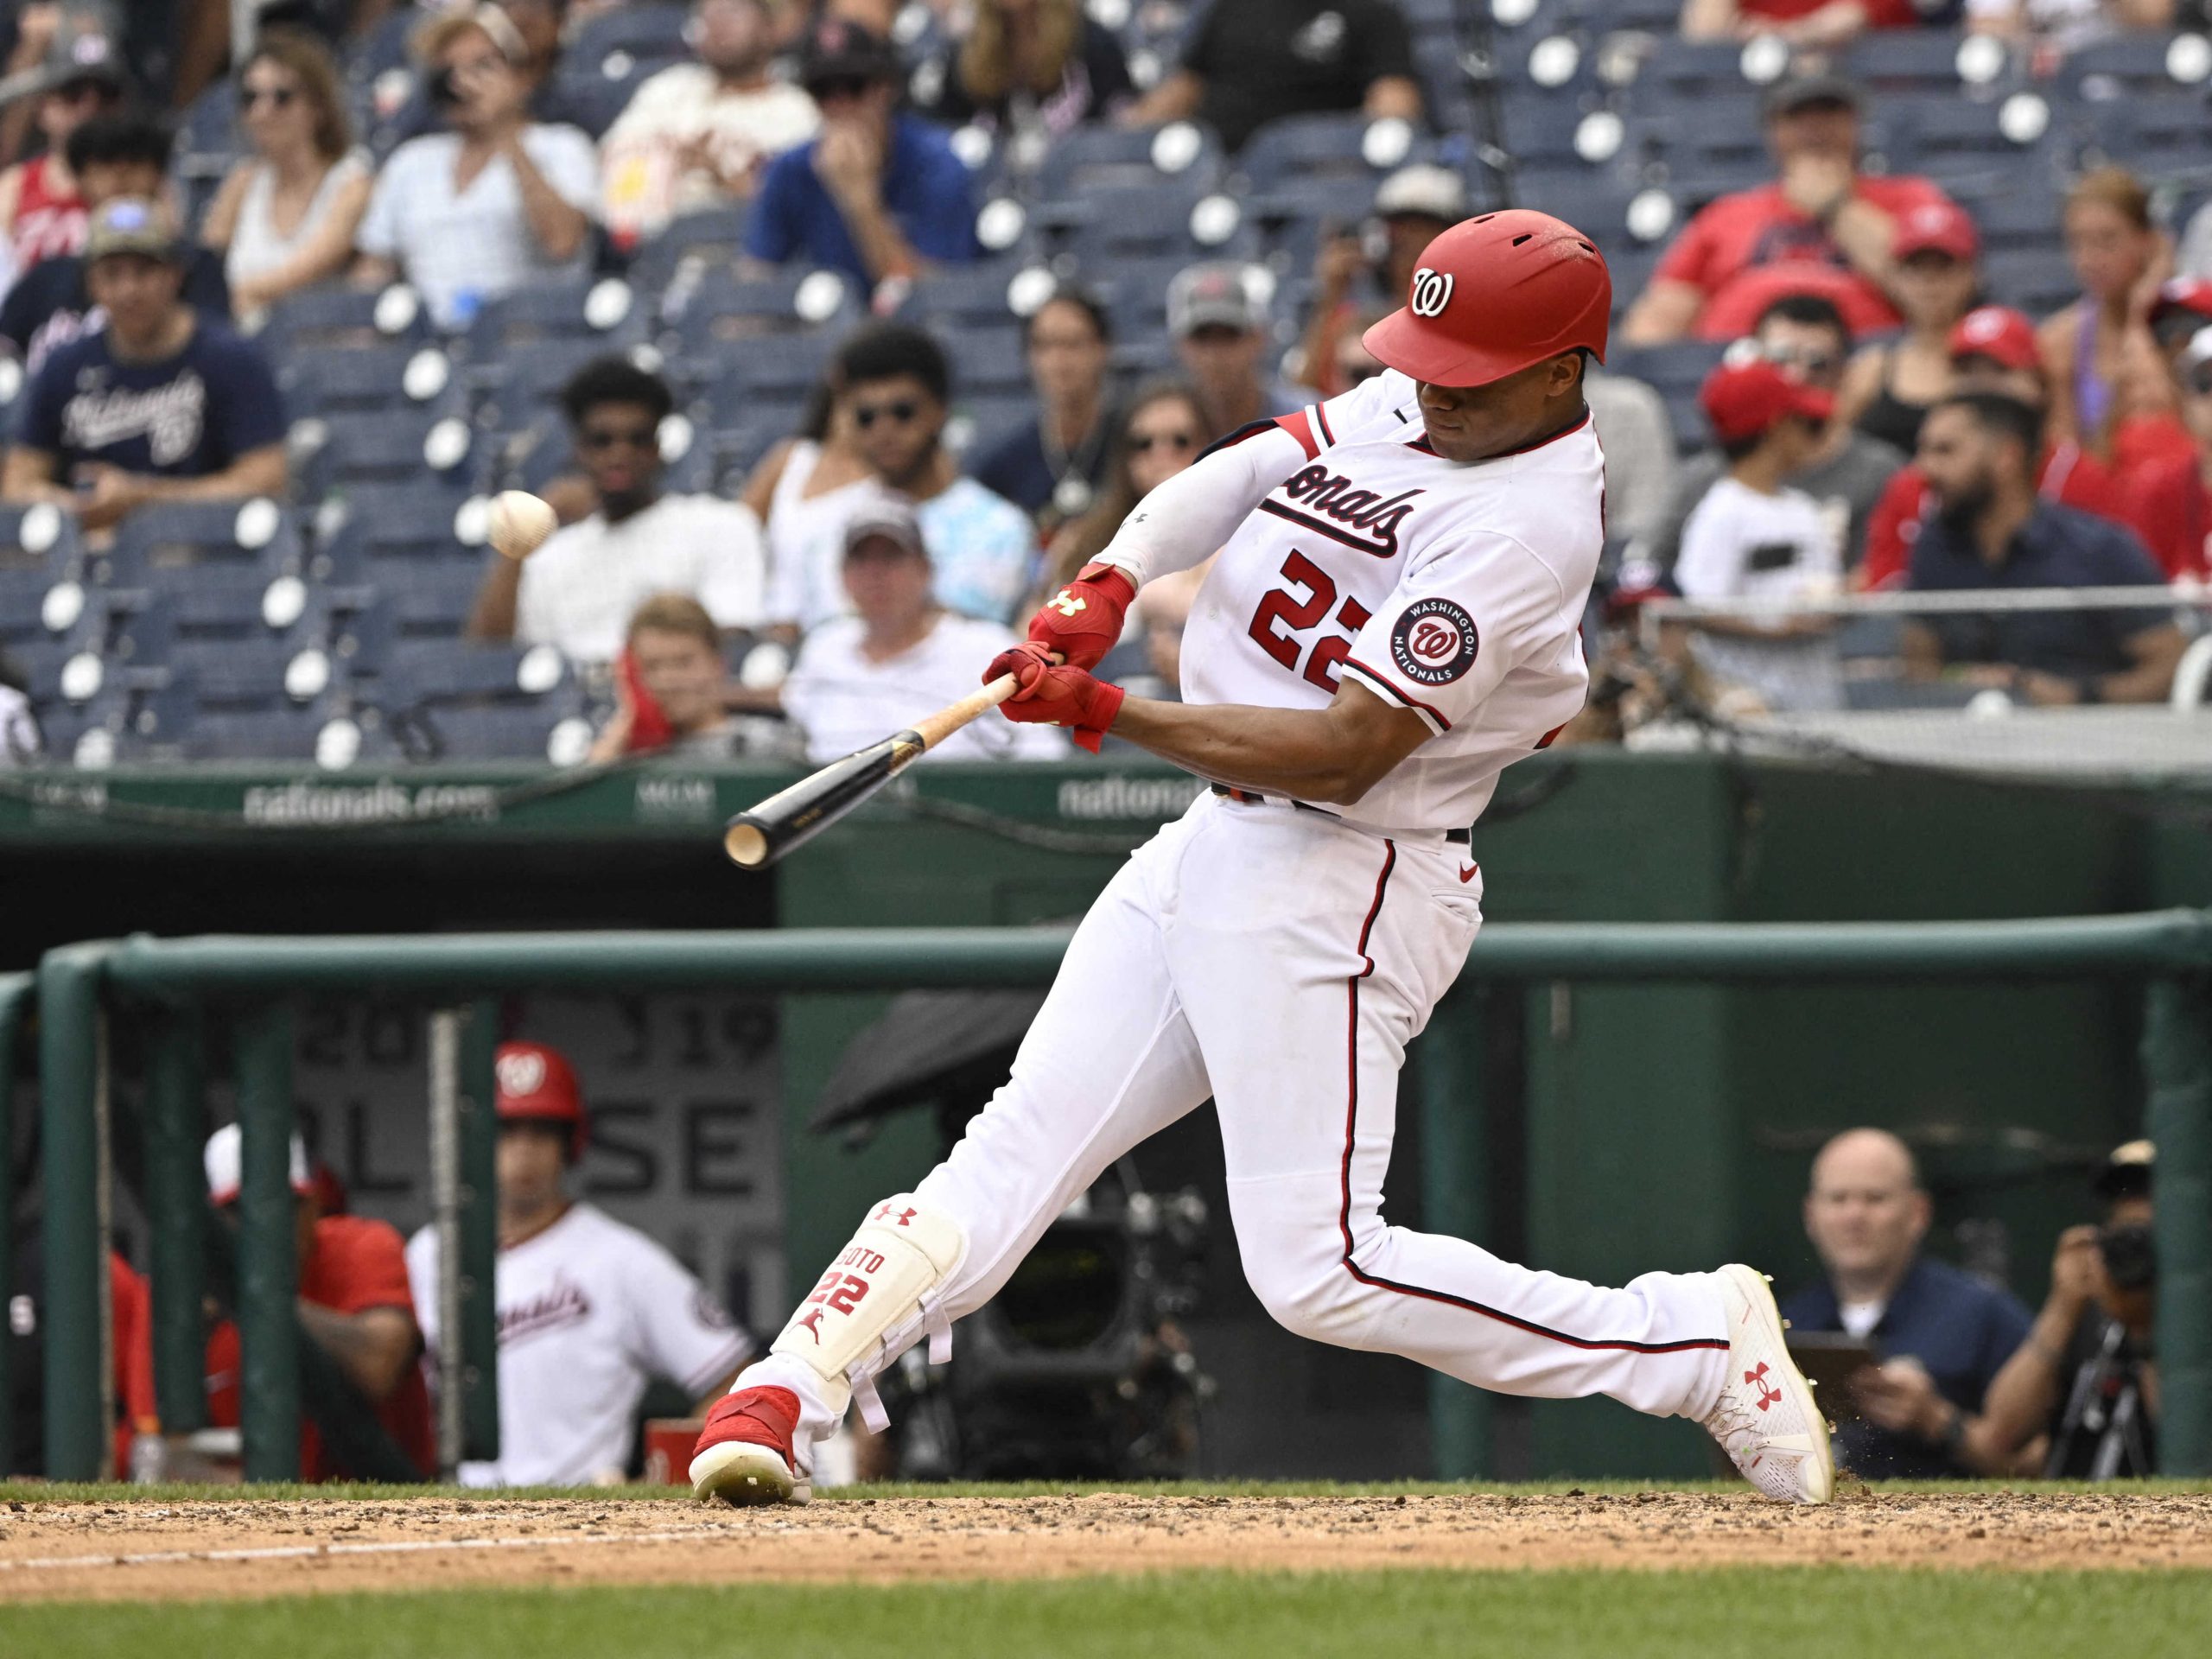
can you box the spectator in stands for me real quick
[201,1124,435,1481]
[2115,294,2212,582]
[600,0,821,251]
[1835,200,1982,458]
[968,282,1118,533]
[1622,73,1949,346]
[766,323,1037,630]
[2040,168,2171,463]
[1859,306,2133,588]
[0,646,37,763]
[1904,391,2185,703]
[1047,380,1210,683]
[1966,0,2177,51]
[3,199,285,534]
[0,13,125,293]
[198,31,372,324]
[1672,356,1845,714]
[1645,295,1905,577]
[1781,1128,2033,1481]
[0,111,232,372]
[1170,261,1300,440]
[1118,0,1421,154]
[1294,163,1463,402]
[351,5,597,331]
[1679,0,1928,46]
[743,379,876,631]
[1585,367,1681,550]
[1976,1141,2161,1479]
[405,1041,752,1486]
[913,0,1134,138]
[743,17,979,289]
[471,356,766,665]
[783,493,1069,760]
[587,592,764,761]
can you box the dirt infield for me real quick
[1,1491,2206,1602]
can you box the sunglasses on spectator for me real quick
[56,79,114,105]
[809,76,874,103]
[1764,345,1839,376]
[1129,429,1197,454]
[238,85,298,111]
[581,425,658,451]
[853,400,922,429]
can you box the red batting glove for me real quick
[997,662,1126,753]
[984,562,1136,684]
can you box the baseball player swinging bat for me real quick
[722,671,1026,868]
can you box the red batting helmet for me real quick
[494,1041,586,1160]
[1362,209,1611,388]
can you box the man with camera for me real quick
[1976,1141,2160,1480]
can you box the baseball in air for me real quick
[489,491,557,561]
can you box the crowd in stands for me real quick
[0,0,2207,771]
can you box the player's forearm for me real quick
[297,1303,418,1402]
[1109,696,1388,804]
[1095,424,1307,586]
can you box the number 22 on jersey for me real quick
[1247,550,1371,693]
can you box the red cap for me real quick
[2151,276,2212,328]
[1891,200,1979,263]
[1948,305,2040,372]
[1363,209,1611,387]
[495,1041,587,1159]
[1699,357,1834,444]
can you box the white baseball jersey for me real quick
[1179,370,1603,834]
[406,1204,750,1486]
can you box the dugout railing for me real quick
[10,918,2212,1483]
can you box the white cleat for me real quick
[690,1440,812,1506]
[1700,1262,1834,1505]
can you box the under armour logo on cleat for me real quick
[1745,1361,1783,1412]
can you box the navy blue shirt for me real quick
[1780,1256,2032,1480]
[16,318,285,482]
[1906,501,2171,678]
[968,400,1120,522]
[744,112,979,283]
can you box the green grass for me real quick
[8,1476,2212,1506]
[6,1570,2211,1657]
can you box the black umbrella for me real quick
[810,988,1050,1135]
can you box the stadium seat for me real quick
[1056,179,1253,268]
[571,1,691,73]
[1890,97,2064,188]
[2077,96,2212,176]
[1236,112,1433,191]
[463,275,651,361]
[259,283,433,359]
[104,500,304,588]
[906,257,1039,332]
[940,326,1032,397]
[1841,30,1985,97]
[625,206,754,293]
[665,267,860,356]
[294,408,474,503]
[279,340,462,419]
[181,706,327,762]
[2053,33,2202,102]
[693,331,837,428]
[471,337,656,433]
[1033,124,1224,203]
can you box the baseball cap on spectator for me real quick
[1167,263,1267,339]
[83,198,181,266]
[1372,164,1467,223]
[2093,1138,2154,1201]
[42,10,129,96]
[1892,200,1978,264]
[1948,305,2039,373]
[204,1122,314,1207]
[2149,278,2212,351]
[842,493,928,559]
[1700,357,1834,444]
[1762,72,1860,121]
[799,16,901,96]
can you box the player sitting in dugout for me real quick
[201,1126,435,1482]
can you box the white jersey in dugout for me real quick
[1179,367,1605,835]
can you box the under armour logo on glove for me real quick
[1049,590,1087,618]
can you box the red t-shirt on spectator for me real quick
[1859,441,2130,588]
[1735,0,1922,22]
[2111,416,2209,580]
[1655,175,1952,341]
[206,1214,436,1481]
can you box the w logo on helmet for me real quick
[1409,267,1454,318]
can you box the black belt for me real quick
[1210,783,1470,844]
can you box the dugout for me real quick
[3,748,2207,1481]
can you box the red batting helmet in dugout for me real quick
[1363,209,1611,388]
[495,1040,587,1160]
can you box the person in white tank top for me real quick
[199,35,374,320]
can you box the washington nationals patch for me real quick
[1389,598,1480,686]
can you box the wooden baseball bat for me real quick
[723,672,1025,869]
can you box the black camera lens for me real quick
[2097,1221,2157,1293]
[427,67,461,107]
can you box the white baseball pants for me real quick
[737,791,1731,1461]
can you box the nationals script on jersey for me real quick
[1179,367,1605,834]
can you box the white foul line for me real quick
[0,1525,746,1576]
